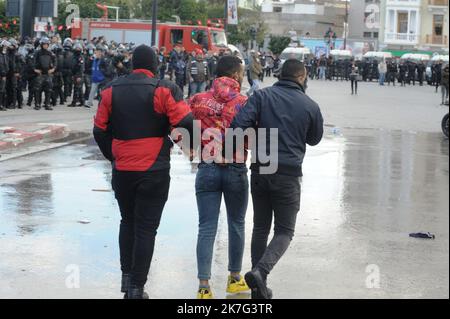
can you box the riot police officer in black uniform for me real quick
[417,61,426,86]
[407,60,416,85]
[399,60,407,87]
[24,43,36,107]
[387,59,398,86]
[62,38,74,102]
[83,43,95,103]
[102,46,116,84]
[33,37,56,111]
[361,59,369,82]
[6,38,23,109]
[51,43,65,106]
[113,45,132,77]
[0,40,10,111]
[69,42,85,107]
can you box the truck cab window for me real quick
[171,29,184,45]
[191,29,208,49]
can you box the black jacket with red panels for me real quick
[93,69,194,172]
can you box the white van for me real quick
[330,49,353,60]
[227,44,246,67]
[279,47,312,64]
[274,47,312,78]
[363,51,393,61]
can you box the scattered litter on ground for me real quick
[409,232,435,239]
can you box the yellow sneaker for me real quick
[226,275,250,294]
[197,287,214,299]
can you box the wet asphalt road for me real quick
[0,128,448,299]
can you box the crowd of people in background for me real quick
[1,32,448,112]
[305,54,449,104]
[0,33,284,112]
[1,34,136,111]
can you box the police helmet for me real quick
[1,40,11,48]
[63,38,73,49]
[40,37,51,46]
[24,43,35,54]
[73,42,83,51]
[95,45,106,52]
[8,38,18,48]
[50,43,62,53]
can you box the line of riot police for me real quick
[0,36,134,111]
[305,54,446,89]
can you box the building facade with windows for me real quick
[260,0,347,38]
[348,0,381,41]
[238,0,264,9]
[379,0,448,54]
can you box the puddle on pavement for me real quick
[0,129,448,298]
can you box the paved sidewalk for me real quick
[0,123,69,154]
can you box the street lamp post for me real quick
[344,0,349,50]
[20,0,35,38]
[224,0,228,32]
[151,0,157,47]
[324,27,336,55]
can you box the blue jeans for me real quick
[379,73,386,85]
[189,81,207,97]
[319,66,326,80]
[195,163,249,280]
[247,79,261,96]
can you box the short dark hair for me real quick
[216,55,243,78]
[280,59,306,81]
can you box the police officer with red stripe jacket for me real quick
[93,45,194,299]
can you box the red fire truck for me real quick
[71,18,228,53]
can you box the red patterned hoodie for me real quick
[189,77,248,163]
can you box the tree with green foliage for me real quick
[1,0,267,46]
[268,36,291,55]
[0,0,20,38]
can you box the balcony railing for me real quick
[387,0,421,6]
[428,0,448,6]
[385,32,419,43]
[425,34,448,45]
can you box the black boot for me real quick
[251,287,273,299]
[44,105,53,111]
[121,274,130,299]
[245,269,270,299]
[0,96,5,111]
[127,286,149,299]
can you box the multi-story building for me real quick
[260,0,347,38]
[421,0,448,50]
[379,0,448,54]
[238,0,264,9]
[348,0,381,41]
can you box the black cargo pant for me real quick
[62,70,73,100]
[34,74,53,107]
[72,75,84,105]
[112,169,170,288]
[6,73,18,108]
[27,77,36,105]
[51,73,64,106]
[0,76,6,109]
[83,75,92,101]
[250,172,301,278]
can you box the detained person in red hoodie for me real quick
[189,56,251,299]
